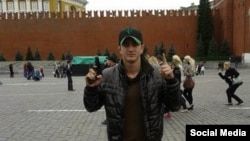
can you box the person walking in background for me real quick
[66,60,74,91]
[61,62,67,78]
[195,63,201,76]
[218,61,243,105]
[218,62,224,71]
[54,61,59,78]
[9,63,14,78]
[200,63,205,75]
[182,55,195,110]
[84,27,180,141]
[171,55,188,113]
[26,61,34,80]
[23,63,28,78]
[58,61,64,78]
[33,69,42,81]
[40,66,44,77]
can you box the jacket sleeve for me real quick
[218,68,239,85]
[218,72,225,79]
[83,86,104,112]
[162,78,181,112]
[218,71,232,84]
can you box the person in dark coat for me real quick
[23,63,28,78]
[84,27,181,141]
[9,63,14,78]
[26,62,34,80]
[218,61,243,105]
[66,60,74,91]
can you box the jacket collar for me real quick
[118,55,154,77]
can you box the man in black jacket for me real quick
[66,60,74,91]
[84,27,180,141]
[9,63,14,78]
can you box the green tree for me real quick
[159,42,166,55]
[196,35,206,57]
[167,43,175,58]
[65,51,72,60]
[96,49,102,56]
[207,37,217,56]
[0,53,6,61]
[25,46,34,61]
[220,40,230,56]
[153,45,160,56]
[34,48,41,60]
[197,0,214,56]
[103,48,110,57]
[47,52,55,60]
[15,51,23,61]
[61,53,66,60]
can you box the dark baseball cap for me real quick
[118,27,143,45]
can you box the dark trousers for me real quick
[226,84,242,103]
[179,90,187,109]
[183,88,193,105]
[10,71,14,78]
[181,96,187,109]
[67,75,73,90]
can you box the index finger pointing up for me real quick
[162,53,167,64]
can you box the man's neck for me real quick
[123,59,141,79]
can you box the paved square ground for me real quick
[0,69,250,141]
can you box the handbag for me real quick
[232,77,243,85]
[183,77,195,89]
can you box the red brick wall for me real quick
[233,0,246,56]
[213,0,250,56]
[0,10,197,61]
[1,0,250,61]
[244,0,250,54]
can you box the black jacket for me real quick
[66,64,72,76]
[84,57,181,141]
[173,67,182,83]
[218,67,239,86]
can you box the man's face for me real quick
[119,37,144,64]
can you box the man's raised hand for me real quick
[160,53,174,79]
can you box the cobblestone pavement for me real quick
[0,69,250,141]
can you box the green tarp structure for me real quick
[72,56,107,65]
[71,56,107,76]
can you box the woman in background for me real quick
[172,55,188,112]
[218,61,243,105]
[183,55,195,110]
